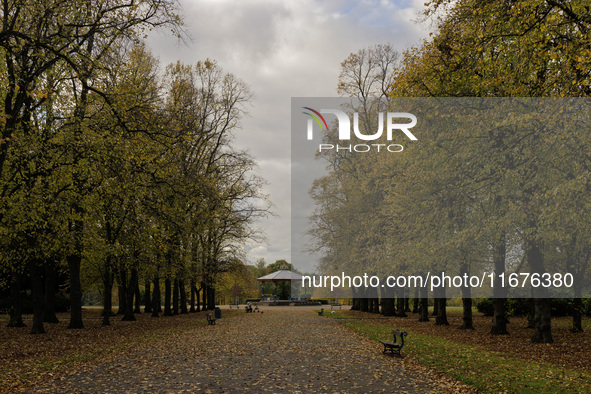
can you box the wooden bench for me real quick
[317,308,324,316]
[206,313,217,325]
[379,329,407,357]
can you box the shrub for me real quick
[550,298,572,317]
[506,298,530,317]
[476,298,494,316]
[0,292,69,314]
[54,293,70,312]
[583,298,591,317]
[0,297,10,314]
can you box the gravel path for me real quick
[32,308,441,393]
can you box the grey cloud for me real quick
[146,0,429,271]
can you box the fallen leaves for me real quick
[2,307,463,393]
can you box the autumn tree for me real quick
[0,0,182,331]
[389,0,591,342]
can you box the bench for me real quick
[206,313,216,325]
[379,329,407,357]
[317,308,324,316]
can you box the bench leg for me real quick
[383,345,402,357]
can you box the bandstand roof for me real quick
[256,270,302,282]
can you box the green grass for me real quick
[339,320,591,393]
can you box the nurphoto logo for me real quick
[302,107,417,153]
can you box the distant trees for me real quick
[308,1,591,344]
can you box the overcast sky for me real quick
[147,0,431,272]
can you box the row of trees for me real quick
[309,0,591,343]
[1,0,269,334]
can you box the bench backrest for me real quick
[391,330,407,348]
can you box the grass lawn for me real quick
[320,309,591,393]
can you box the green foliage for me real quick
[0,0,269,328]
[308,3,591,343]
[267,260,293,272]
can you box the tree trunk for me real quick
[360,297,369,312]
[151,276,160,317]
[122,269,137,321]
[531,298,553,343]
[460,297,474,330]
[381,282,396,316]
[172,278,179,315]
[381,297,395,316]
[102,266,113,326]
[30,261,46,334]
[195,284,201,312]
[432,288,440,316]
[404,294,411,313]
[144,281,152,313]
[491,231,509,334]
[491,298,509,335]
[459,263,473,330]
[566,236,583,333]
[43,259,59,323]
[116,282,125,315]
[164,277,172,316]
[7,273,26,327]
[66,38,92,331]
[189,280,196,312]
[572,297,583,333]
[435,294,449,326]
[526,298,535,328]
[134,281,141,314]
[396,290,407,317]
[419,298,429,322]
[412,294,419,314]
[527,240,553,343]
[369,297,375,313]
[201,282,208,311]
[67,251,84,329]
[418,284,429,322]
[571,276,584,332]
[367,287,378,313]
[372,297,380,314]
[179,279,188,314]
[207,286,215,310]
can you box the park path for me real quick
[32,308,441,393]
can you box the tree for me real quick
[387,0,591,342]
[0,0,182,331]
